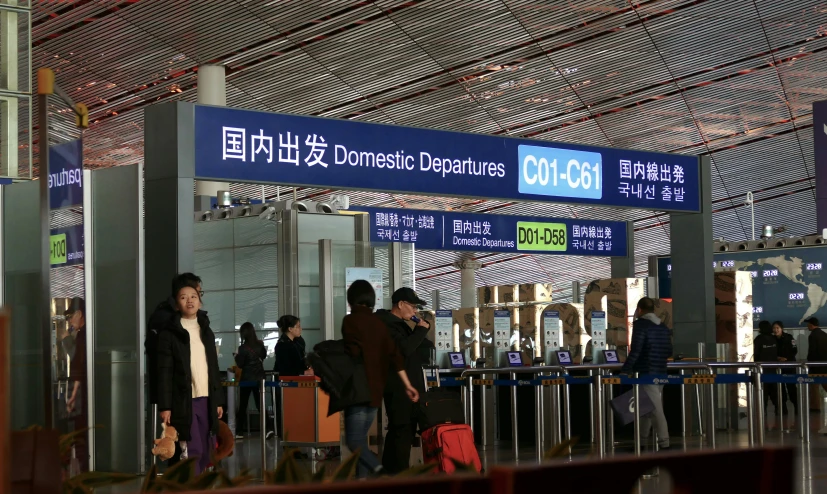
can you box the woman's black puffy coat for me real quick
[235,340,266,382]
[157,312,224,441]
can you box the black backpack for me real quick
[305,339,371,415]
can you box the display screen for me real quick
[556,351,572,365]
[448,352,466,369]
[506,351,523,367]
[603,350,619,364]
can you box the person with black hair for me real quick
[755,320,782,427]
[807,317,827,393]
[773,320,798,427]
[146,273,208,406]
[274,315,309,377]
[234,322,271,439]
[342,280,418,478]
[157,275,224,474]
[64,297,89,472]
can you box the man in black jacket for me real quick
[755,320,781,426]
[375,287,433,474]
[146,273,208,406]
[773,321,798,427]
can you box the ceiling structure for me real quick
[34,0,823,306]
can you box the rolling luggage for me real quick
[419,367,481,473]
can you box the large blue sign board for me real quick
[193,105,700,212]
[351,206,628,257]
[659,246,827,328]
[48,139,83,209]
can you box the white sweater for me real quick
[181,317,210,399]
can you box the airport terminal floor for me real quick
[98,414,825,494]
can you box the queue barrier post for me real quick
[594,373,605,459]
[260,379,267,473]
[633,372,641,457]
[745,370,754,447]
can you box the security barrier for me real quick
[213,360,827,474]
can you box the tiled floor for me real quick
[96,416,827,493]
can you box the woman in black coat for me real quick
[274,315,309,376]
[234,322,268,439]
[157,277,224,474]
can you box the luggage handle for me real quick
[422,365,440,391]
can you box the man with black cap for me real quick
[375,287,434,474]
[64,297,89,472]
[806,317,827,392]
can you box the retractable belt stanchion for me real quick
[260,379,267,473]
[706,369,716,448]
[679,368,687,439]
[510,370,519,461]
[562,371,572,457]
[801,364,810,444]
[754,368,765,445]
[270,374,278,445]
[534,378,543,463]
[746,370,755,446]
[605,370,615,452]
[151,403,158,467]
[594,373,605,459]
[633,372,641,457]
[588,368,595,445]
[777,368,784,432]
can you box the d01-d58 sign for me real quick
[193,104,700,212]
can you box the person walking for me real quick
[806,317,827,393]
[234,322,272,440]
[755,320,782,427]
[341,280,419,478]
[773,320,798,428]
[375,287,434,473]
[620,297,673,451]
[64,298,88,472]
[157,275,224,474]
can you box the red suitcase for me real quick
[420,423,482,474]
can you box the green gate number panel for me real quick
[50,233,67,265]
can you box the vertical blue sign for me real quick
[48,139,83,209]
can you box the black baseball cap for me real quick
[805,317,819,326]
[64,297,85,317]
[392,287,427,308]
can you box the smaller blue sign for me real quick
[435,310,453,318]
[48,140,83,210]
[494,310,511,318]
[352,206,627,257]
[592,311,606,318]
[544,311,560,317]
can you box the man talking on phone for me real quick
[376,287,434,473]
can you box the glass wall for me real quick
[296,213,356,349]
[194,216,280,371]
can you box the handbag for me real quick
[610,388,655,426]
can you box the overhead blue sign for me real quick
[193,105,700,212]
[351,206,628,257]
[48,139,83,209]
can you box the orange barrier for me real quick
[490,446,794,494]
[280,376,340,447]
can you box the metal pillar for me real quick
[754,369,765,445]
[510,371,519,461]
[277,210,300,318]
[670,155,715,358]
[595,374,605,458]
[454,260,482,308]
[195,64,229,199]
[746,370,754,446]
[633,373,641,456]
[319,239,334,341]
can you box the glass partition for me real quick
[194,216,279,372]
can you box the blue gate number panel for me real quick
[351,206,627,257]
[193,105,700,212]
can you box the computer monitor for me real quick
[448,352,466,369]
[556,350,572,365]
[603,349,619,364]
[506,351,523,367]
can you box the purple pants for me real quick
[189,397,213,474]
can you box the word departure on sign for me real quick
[193,104,700,212]
[48,139,83,210]
[352,206,628,257]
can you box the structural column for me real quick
[454,260,482,308]
[195,64,229,210]
[610,221,636,278]
[669,155,715,357]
